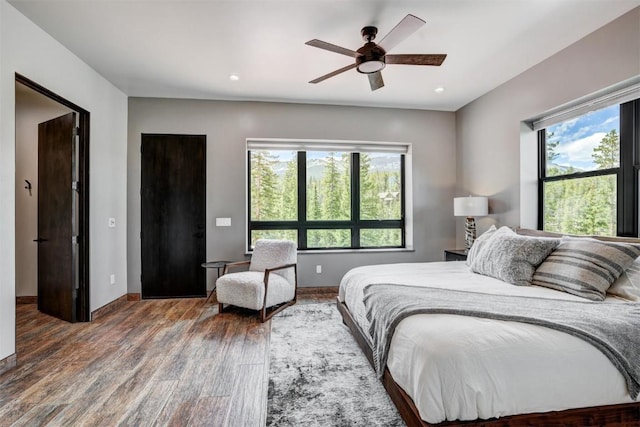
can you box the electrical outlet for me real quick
[110,274,115,285]
[316,265,322,274]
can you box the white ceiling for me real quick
[8,0,640,111]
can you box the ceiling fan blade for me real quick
[378,14,426,52]
[309,63,357,84]
[386,54,447,66]
[305,39,359,58]
[368,71,384,91]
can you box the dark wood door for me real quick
[37,112,76,322]
[141,134,206,298]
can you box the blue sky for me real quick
[547,104,619,171]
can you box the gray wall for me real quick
[455,7,640,244]
[128,99,456,290]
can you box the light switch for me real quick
[216,217,231,227]
[108,218,116,228]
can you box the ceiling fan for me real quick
[306,14,446,91]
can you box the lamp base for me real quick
[464,217,477,253]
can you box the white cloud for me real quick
[556,132,606,163]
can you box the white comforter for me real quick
[338,262,637,424]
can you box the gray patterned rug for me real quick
[267,302,405,426]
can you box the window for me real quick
[538,99,639,236]
[248,140,408,250]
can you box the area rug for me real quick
[267,303,405,426]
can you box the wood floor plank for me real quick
[224,363,265,427]
[188,396,230,427]
[0,292,336,426]
[10,403,67,427]
[116,379,177,427]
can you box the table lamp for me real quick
[454,196,488,252]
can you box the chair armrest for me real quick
[264,263,296,274]
[222,260,251,275]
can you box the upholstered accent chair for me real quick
[216,239,298,322]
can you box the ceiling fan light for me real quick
[357,60,385,74]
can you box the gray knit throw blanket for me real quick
[363,283,640,399]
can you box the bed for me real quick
[337,228,640,426]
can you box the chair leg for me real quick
[258,299,296,323]
[218,303,224,313]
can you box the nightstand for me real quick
[444,249,467,262]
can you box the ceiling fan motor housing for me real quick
[356,42,386,74]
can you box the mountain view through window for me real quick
[249,150,403,249]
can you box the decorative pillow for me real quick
[466,225,497,266]
[608,257,640,301]
[470,226,560,286]
[532,236,640,301]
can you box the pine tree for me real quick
[250,151,279,220]
[592,130,619,234]
[281,154,298,220]
[308,178,322,220]
[359,153,379,220]
[592,130,619,169]
[546,132,562,177]
[321,152,346,221]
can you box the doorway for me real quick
[141,134,206,298]
[15,74,90,322]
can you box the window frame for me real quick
[247,148,407,251]
[537,99,640,237]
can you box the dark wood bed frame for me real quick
[337,298,640,427]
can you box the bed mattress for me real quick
[338,261,637,424]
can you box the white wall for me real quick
[455,7,640,244]
[15,83,72,297]
[0,0,128,362]
[128,98,457,290]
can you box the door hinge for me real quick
[73,127,80,137]
[72,235,79,245]
[72,181,80,191]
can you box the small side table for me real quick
[444,249,467,262]
[202,261,230,304]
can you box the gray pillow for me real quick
[466,225,497,266]
[532,236,640,301]
[470,226,560,286]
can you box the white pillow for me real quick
[608,257,640,301]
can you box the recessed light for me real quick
[434,86,445,94]
[229,74,240,82]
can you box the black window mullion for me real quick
[400,154,406,247]
[351,153,360,248]
[298,151,307,249]
[537,131,546,230]
[619,100,638,236]
[247,151,253,249]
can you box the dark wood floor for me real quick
[0,292,335,427]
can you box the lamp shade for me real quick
[454,196,488,217]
